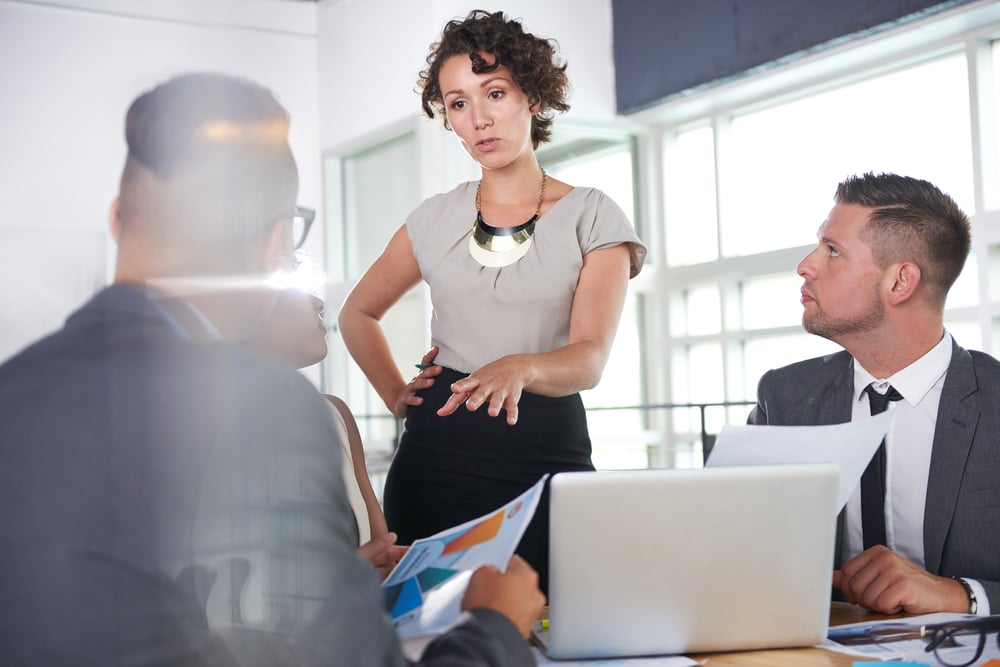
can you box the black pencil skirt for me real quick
[382,367,594,597]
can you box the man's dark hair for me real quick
[418,9,570,148]
[117,73,298,268]
[124,72,291,179]
[835,172,971,305]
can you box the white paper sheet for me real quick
[707,411,893,511]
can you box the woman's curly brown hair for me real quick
[418,9,570,149]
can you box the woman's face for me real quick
[438,53,537,171]
[247,287,327,369]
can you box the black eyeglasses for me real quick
[922,615,1000,666]
[274,206,315,250]
[292,206,315,249]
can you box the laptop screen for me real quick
[543,463,839,659]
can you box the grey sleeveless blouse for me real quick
[406,181,647,374]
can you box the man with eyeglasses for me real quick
[748,172,1000,617]
[0,73,542,666]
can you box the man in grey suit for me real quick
[0,73,542,666]
[749,172,1000,616]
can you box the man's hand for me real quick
[356,532,409,582]
[462,555,545,637]
[834,545,971,614]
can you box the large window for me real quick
[642,8,1000,468]
[724,53,973,257]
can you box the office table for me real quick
[685,601,908,665]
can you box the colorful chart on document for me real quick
[381,475,547,627]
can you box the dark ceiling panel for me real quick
[611,0,972,114]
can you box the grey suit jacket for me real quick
[748,340,1000,610]
[0,284,533,667]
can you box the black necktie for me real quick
[861,384,903,549]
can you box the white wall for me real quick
[0,0,617,364]
[316,0,618,151]
[0,0,320,362]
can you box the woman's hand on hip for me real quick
[392,346,441,419]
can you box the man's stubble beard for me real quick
[802,286,885,342]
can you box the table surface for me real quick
[684,601,909,666]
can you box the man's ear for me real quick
[886,261,921,306]
[109,197,122,243]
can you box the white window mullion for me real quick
[966,36,997,354]
[640,128,675,469]
[712,115,730,261]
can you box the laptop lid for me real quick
[541,463,838,659]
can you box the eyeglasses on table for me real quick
[921,614,1000,667]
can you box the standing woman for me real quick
[338,9,645,595]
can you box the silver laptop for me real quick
[535,463,839,659]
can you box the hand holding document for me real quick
[383,474,547,640]
[706,411,893,511]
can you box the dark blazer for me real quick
[0,284,532,667]
[748,340,1000,610]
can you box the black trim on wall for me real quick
[611,0,974,115]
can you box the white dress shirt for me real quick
[845,332,989,614]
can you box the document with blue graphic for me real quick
[383,474,548,640]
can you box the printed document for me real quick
[383,474,547,639]
[822,612,999,663]
[706,411,892,510]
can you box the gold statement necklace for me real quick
[468,169,547,268]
